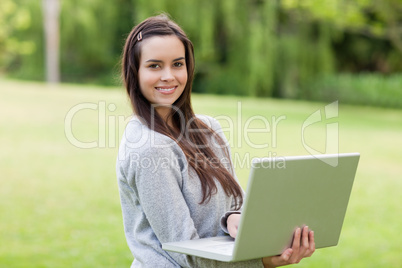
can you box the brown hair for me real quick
[121,14,243,208]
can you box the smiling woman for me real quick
[138,35,188,119]
[117,14,315,268]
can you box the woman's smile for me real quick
[155,85,178,94]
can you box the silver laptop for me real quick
[162,153,360,262]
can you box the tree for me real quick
[0,0,34,72]
[43,0,60,83]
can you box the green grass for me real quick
[1,79,401,267]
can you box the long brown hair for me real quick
[122,14,243,209]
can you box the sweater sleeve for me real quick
[122,145,263,267]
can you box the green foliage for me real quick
[59,0,133,84]
[274,21,334,99]
[305,73,402,108]
[282,0,402,71]
[0,0,35,72]
[2,0,44,80]
[1,0,402,108]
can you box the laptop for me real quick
[162,153,360,262]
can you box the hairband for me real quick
[137,31,142,41]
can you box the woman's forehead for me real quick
[140,35,185,61]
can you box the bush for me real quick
[305,73,402,108]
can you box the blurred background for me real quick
[1,0,402,107]
[1,0,402,267]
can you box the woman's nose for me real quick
[161,68,174,82]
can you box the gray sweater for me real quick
[116,115,263,267]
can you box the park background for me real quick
[1,0,401,267]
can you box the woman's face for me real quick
[138,35,188,118]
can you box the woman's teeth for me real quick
[156,87,175,92]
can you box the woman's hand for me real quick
[262,226,315,268]
[226,213,241,238]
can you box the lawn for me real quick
[1,79,401,267]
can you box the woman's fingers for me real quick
[282,248,293,261]
[292,227,301,250]
[288,228,302,264]
[265,226,316,267]
[299,226,311,258]
[228,226,238,238]
[288,226,315,263]
[302,226,310,248]
[267,249,293,267]
[306,231,316,257]
[226,214,240,238]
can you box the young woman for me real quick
[117,14,315,267]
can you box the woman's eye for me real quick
[173,62,184,67]
[149,64,160,69]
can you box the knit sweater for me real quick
[116,114,264,268]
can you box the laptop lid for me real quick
[163,153,360,262]
[232,153,360,261]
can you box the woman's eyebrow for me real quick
[145,57,185,63]
[145,59,162,63]
[173,57,185,61]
